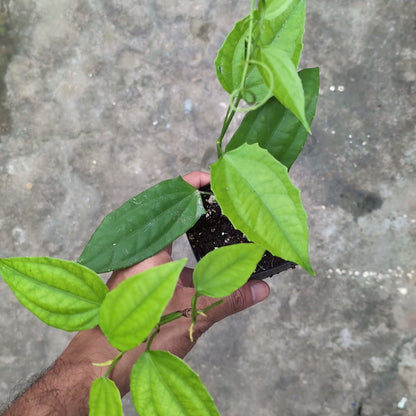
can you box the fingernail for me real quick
[250,281,270,304]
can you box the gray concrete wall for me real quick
[0,0,415,415]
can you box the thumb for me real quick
[201,280,270,325]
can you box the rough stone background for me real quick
[0,0,415,415]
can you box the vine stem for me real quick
[216,0,256,158]
[240,0,257,94]
[146,327,160,351]
[216,94,241,158]
[104,351,124,378]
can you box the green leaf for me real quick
[99,259,186,351]
[259,0,293,20]
[214,15,251,94]
[193,244,265,298]
[89,377,123,416]
[0,257,108,331]
[214,14,273,104]
[226,67,320,169]
[131,351,220,416]
[78,177,205,273]
[211,143,314,275]
[257,47,310,131]
[258,0,305,67]
[214,0,305,104]
[244,65,273,105]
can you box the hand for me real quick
[2,171,270,416]
[76,171,270,394]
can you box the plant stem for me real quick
[216,0,256,158]
[148,298,225,346]
[146,326,160,351]
[201,299,224,314]
[240,0,257,93]
[159,311,183,326]
[104,351,124,378]
[191,294,198,321]
[216,94,241,158]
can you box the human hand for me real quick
[13,171,270,416]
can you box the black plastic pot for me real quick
[186,185,296,279]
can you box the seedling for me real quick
[0,0,319,414]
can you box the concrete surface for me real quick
[0,0,415,415]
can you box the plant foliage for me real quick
[226,67,319,169]
[78,177,205,273]
[89,378,123,416]
[131,351,220,416]
[0,0,319,415]
[99,259,186,351]
[0,257,108,331]
[211,143,314,274]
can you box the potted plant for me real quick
[0,0,319,414]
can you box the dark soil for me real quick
[186,185,296,279]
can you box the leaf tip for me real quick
[303,262,315,276]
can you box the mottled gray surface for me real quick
[1,0,415,415]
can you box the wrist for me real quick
[60,327,120,380]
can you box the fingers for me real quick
[198,280,270,326]
[178,267,194,288]
[106,248,173,290]
[182,171,210,189]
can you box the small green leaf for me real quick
[258,0,305,67]
[259,0,293,20]
[257,47,310,131]
[89,377,123,416]
[78,177,205,273]
[0,257,108,331]
[193,244,265,298]
[214,15,251,95]
[226,67,320,169]
[131,351,220,416]
[214,13,273,105]
[211,144,314,275]
[99,259,186,351]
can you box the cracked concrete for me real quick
[0,0,415,415]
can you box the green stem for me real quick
[240,0,257,92]
[191,294,198,321]
[201,299,224,314]
[146,327,160,351]
[104,351,124,378]
[216,94,241,158]
[159,311,182,326]
[216,0,256,158]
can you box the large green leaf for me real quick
[214,0,305,104]
[99,259,186,351]
[226,67,319,169]
[89,377,123,416]
[78,177,205,273]
[257,47,309,131]
[131,351,220,416]
[211,143,314,275]
[193,244,264,298]
[0,257,108,331]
